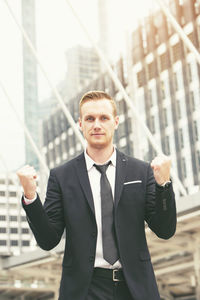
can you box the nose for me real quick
[94,118,101,129]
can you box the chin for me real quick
[90,142,107,149]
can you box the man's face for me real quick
[79,99,119,150]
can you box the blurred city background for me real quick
[0,0,200,299]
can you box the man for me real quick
[17,91,176,300]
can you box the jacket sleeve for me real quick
[144,164,177,239]
[22,169,65,250]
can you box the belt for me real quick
[93,268,125,282]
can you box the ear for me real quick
[79,117,82,131]
[114,116,119,130]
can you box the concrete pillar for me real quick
[193,239,200,300]
[54,279,60,300]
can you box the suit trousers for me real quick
[86,271,134,300]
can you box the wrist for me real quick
[24,191,36,200]
[156,177,170,186]
[160,180,171,186]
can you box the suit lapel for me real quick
[75,153,95,214]
[114,150,127,208]
[75,150,127,214]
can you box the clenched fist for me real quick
[151,155,171,185]
[17,165,37,200]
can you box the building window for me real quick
[190,91,195,111]
[148,89,153,107]
[179,128,184,148]
[0,191,5,197]
[197,150,200,171]
[188,32,195,45]
[10,228,18,234]
[21,216,27,222]
[118,122,126,138]
[10,216,17,222]
[0,215,6,221]
[160,81,166,99]
[193,121,199,141]
[148,62,156,80]
[137,70,145,87]
[165,136,170,155]
[0,228,6,233]
[163,108,168,127]
[160,52,169,72]
[182,158,187,178]
[10,204,18,210]
[172,42,181,62]
[22,240,30,247]
[188,63,192,82]
[9,191,17,197]
[0,179,5,185]
[11,240,18,246]
[22,228,29,234]
[150,116,155,134]
[0,240,6,246]
[173,72,178,91]
[176,100,181,119]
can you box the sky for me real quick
[0,0,156,172]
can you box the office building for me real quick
[128,0,200,194]
[21,0,39,169]
[0,173,36,256]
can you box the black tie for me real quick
[94,161,119,265]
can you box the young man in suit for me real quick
[17,91,176,300]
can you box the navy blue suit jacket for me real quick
[23,150,176,300]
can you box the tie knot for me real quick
[94,161,111,174]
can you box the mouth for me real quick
[91,133,105,137]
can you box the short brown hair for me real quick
[79,90,117,116]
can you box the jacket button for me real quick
[92,232,96,237]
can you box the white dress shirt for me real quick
[84,149,121,269]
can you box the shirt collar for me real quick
[84,148,116,171]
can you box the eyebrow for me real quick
[85,112,111,116]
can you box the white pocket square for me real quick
[124,180,142,185]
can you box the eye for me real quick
[86,116,94,121]
[101,115,109,120]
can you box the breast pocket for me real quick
[121,182,144,205]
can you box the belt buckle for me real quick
[113,269,120,282]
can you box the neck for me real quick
[86,145,114,164]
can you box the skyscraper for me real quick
[21,0,39,169]
[65,45,101,100]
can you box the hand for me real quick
[16,165,37,199]
[151,155,171,185]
